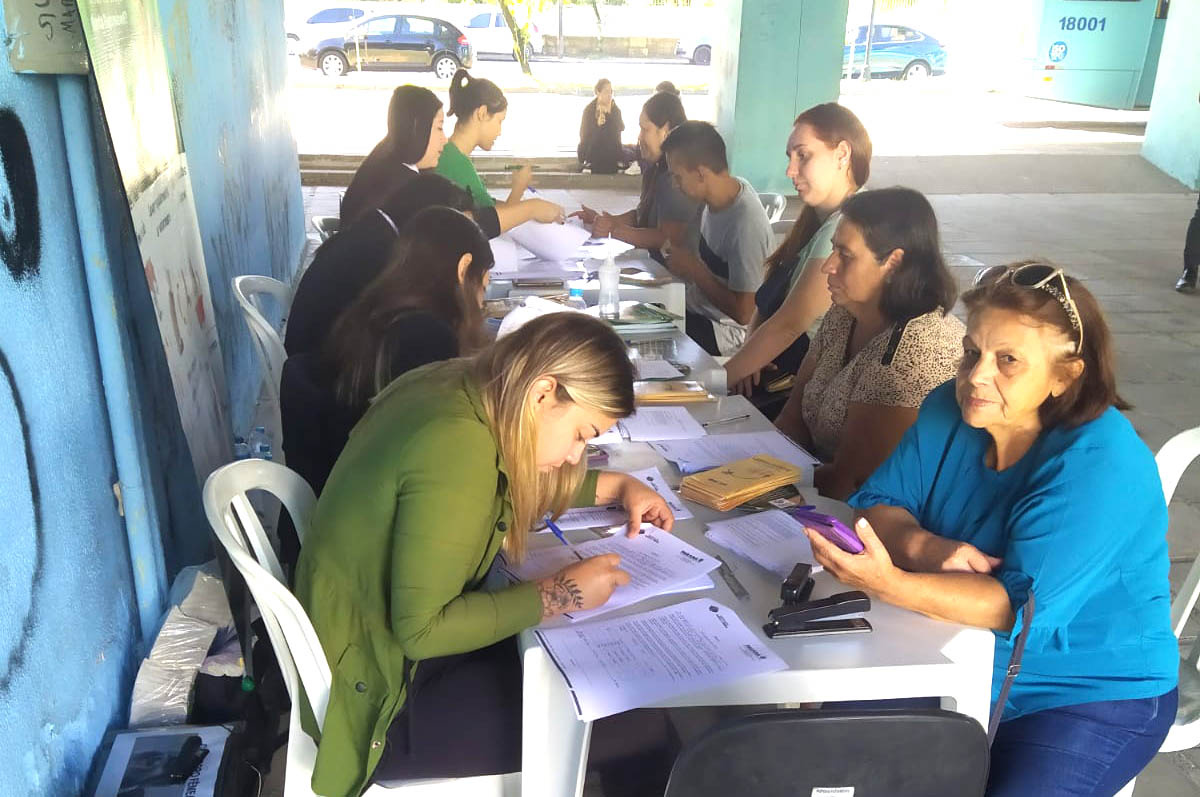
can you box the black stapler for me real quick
[780,562,815,605]
[768,590,872,624]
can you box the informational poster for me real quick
[77,0,230,481]
[132,158,231,480]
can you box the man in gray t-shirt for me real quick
[662,122,772,355]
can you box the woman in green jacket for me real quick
[295,312,673,796]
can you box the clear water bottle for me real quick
[565,286,588,311]
[248,426,272,461]
[232,436,251,461]
[597,255,620,320]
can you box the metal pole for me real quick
[862,0,877,82]
[558,0,564,59]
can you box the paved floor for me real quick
[288,158,1200,793]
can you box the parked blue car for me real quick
[844,25,946,79]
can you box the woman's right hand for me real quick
[511,164,534,197]
[529,198,566,224]
[537,554,630,619]
[729,364,777,397]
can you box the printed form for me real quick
[619,406,707,441]
[550,466,693,531]
[651,430,820,473]
[534,598,786,721]
[501,526,718,622]
[704,509,822,578]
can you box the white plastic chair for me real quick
[233,275,291,405]
[202,460,519,797]
[1116,426,1200,796]
[759,192,786,224]
[312,216,340,242]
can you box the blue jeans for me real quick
[987,688,1178,796]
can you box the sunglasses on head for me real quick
[973,263,1084,355]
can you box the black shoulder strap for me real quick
[989,591,1034,743]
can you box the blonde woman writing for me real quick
[295,313,675,796]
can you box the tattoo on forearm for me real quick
[539,575,585,618]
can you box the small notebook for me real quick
[634,380,715,405]
[680,454,805,512]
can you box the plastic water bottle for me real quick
[232,436,251,461]
[248,426,273,461]
[598,255,620,320]
[565,286,588,311]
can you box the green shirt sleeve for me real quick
[572,469,600,507]
[388,417,540,660]
[435,142,496,208]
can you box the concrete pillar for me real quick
[1142,0,1200,190]
[714,0,851,193]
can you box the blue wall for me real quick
[0,56,139,795]
[1142,0,1200,190]
[0,0,305,791]
[157,0,306,437]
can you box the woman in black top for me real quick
[285,173,492,358]
[279,207,495,566]
[577,78,627,174]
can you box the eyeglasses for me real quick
[973,263,1084,355]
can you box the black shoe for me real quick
[1177,268,1198,294]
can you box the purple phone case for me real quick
[786,508,865,554]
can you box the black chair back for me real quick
[665,708,989,797]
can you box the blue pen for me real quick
[544,516,570,546]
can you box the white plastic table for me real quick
[517,395,995,797]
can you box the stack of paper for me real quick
[499,526,718,622]
[634,359,683,380]
[680,455,804,511]
[704,510,822,578]
[618,406,707,442]
[650,431,821,475]
[533,598,786,721]
[508,219,592,262]
[634,380,715,405]
[578,236,635,259]
[546,467,693,531]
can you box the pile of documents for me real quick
[634,380,715,405]
[704,510,822,578]
[499,526,718,622]
[546,467,693,530]
[680,454,805,511]
[534,599,786,721]
[618,406,707,441]
[650,430,820,475]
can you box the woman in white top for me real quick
[725,103,872,400]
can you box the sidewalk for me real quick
[295,166,1200,794]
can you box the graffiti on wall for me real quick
[0,351,44,695]
[0,107,41,281]
[0,106,43,695]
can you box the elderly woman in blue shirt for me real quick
[805,262,1178,796]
